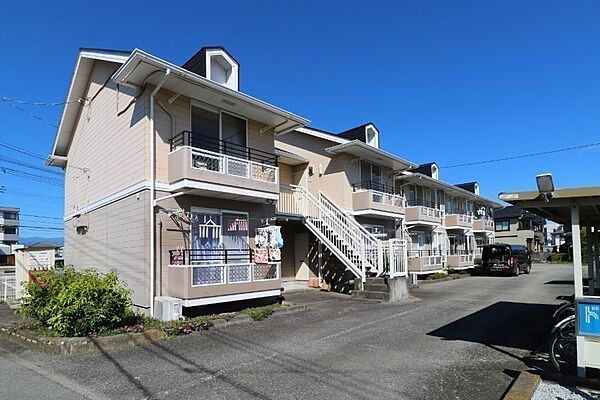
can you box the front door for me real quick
[294,232,310,280]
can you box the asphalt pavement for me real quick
[0,264,576,400]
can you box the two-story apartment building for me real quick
[275,128,500,288]
[49,46,501,316]
[395,164,498,274]
[494,206,545,252]
[48,47,310,315]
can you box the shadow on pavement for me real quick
[427,301,557,373]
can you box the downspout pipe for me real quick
[149,69,170,318]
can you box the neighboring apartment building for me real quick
[0,206,20,271]
[494,206,545,252]
[0,206,19,246]
[48,46,500,316]
[275,126,500,285]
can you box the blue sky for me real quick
[1,1,599,237]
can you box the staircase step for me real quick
[351,290,390,302]
[365,277,387,285]
[363,283,390,292]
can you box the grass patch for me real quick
[237,303,281,321]
[426,272,465,281]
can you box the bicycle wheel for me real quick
[549,321,577,374]
[554,305,575,324]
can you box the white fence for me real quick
[0,274,16,303]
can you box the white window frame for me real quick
[189,100,249,148]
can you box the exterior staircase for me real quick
[290,185,408,290]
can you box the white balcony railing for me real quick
[420,206,445,219]
[191,147,279,184]
[170,262,280,287]
[277,184,299,215]
[369,190,406,208]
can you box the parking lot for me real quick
[0,264,575,400]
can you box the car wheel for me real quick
[512,265,519,276]
[524,263,531,274]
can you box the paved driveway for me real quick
[0,264,575,400]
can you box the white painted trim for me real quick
[295,127,349,144]
[351,209,404,218]
[64,176,278,221]
[181,289,281,307]
[170,179,279,201]
[64,179,170,220]
[406,222,440,228]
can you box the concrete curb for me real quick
[503,371,541,400]
[0,326,164,355]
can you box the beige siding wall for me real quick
[276,131,394,211]
[152,92,276,184]
[65,60,147,214]
[64,191,149,307]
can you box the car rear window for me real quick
[482,246,510,262]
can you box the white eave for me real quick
[399,171,502,207]
[112,49,310,136]
[325,140,417,171]
[49,49,131,164]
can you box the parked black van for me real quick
[478,244,531,276]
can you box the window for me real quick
[360,161,382,184]
[1,226,18,234]
[495,220,510,232]
[362,223,389,239]
[221,113,247,157]
[191,105,219,152]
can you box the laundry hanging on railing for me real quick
[254,225,283,262]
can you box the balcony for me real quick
[0,233,18,242]
[352,181,405,216]
[473,218,494,232]
[405,200,445,226]
[444,211,473,229]
[166,248,281,306]
[169,131,279,201]
[408,250,445,273]
[446,250,475,269]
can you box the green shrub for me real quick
[547,253,570,263]
[18,267,134,337]
[426,272,448,281]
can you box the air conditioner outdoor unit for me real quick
[153,296,182,321]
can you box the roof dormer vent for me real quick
[182,46,239,91]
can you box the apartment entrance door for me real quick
[294,232,310,280]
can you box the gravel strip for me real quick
[532,380,600,400]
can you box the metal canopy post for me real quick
[572,203,586,377]
[587,226,595,295]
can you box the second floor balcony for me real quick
[444,209,474,229]
[405,199,445,226]
[169,131,279,201]
[352,181,406,216]
[473,218,494,232]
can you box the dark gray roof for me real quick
[494,206,545,223]
[181,46,239,80]
[409,162,437,177]
[455,182,478,193]
[337,123,378,142]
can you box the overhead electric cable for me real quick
[440,140,600,168]
[0,142,47,160]
[0,97,78,106]
[0,98,58,128]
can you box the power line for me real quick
[0,167,64,186]
[0,98,58,128]
[0,155,63,176]
[19,213,62,220]
[440,140,600,169]
[0,142,46,161]
[0,97,79,106]
[18,225,63,231]
[0,189,62,200]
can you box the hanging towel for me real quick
[253,248,269,264]
[273,227,284,249]
[269,248,281,261]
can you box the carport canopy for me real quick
[499,185,600,297]
[499,185,600,377]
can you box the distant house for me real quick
[494,206,545,252]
